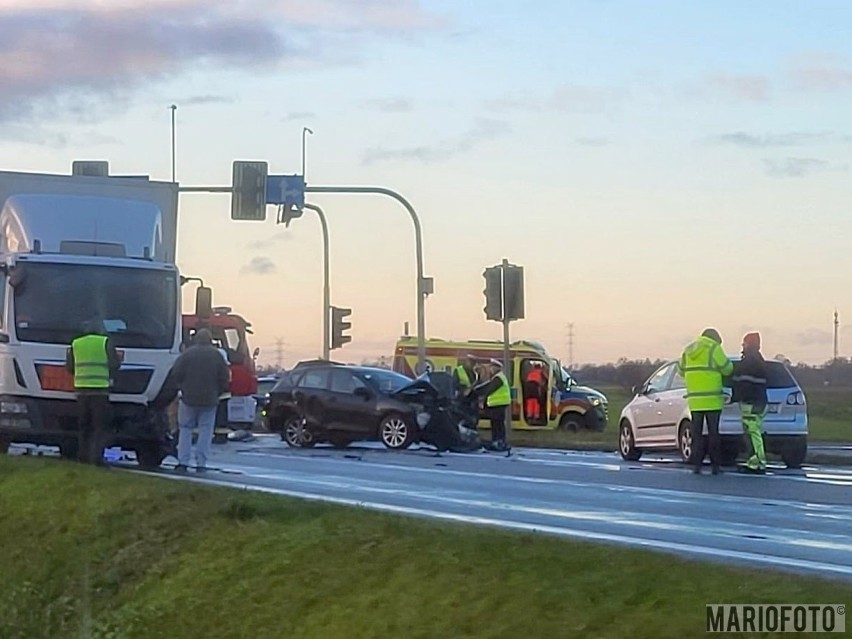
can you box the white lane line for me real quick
[225,455,852,516]
[127,469,852,580]
[194,466,852,554]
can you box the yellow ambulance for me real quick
[392,337,607,432]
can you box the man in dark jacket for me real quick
[731,332,768,473]
[65,319,121,465]
[170,328,230,472]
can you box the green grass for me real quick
[1,456,850,639]
[510,384,852,450]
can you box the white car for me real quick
[618,358,808,468]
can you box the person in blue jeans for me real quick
[170,328,230,472]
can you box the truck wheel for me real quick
[135,444,166,469]
[781,438,807,469]
[59,441,79,461]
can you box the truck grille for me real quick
[36,364,153,394]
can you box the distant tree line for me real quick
[572,356,852,390]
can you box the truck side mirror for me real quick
[195,286,213,319]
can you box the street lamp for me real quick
[303,203,331,360]
[168,104,178,182]
[302,127,314,178]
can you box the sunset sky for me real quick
[2,0,852,367]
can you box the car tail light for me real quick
[786,392,805,405]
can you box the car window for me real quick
[330,369,367,394]
[669,367,685,390]
[297,369,328,390]
[646,364,673,394]
[361,369,411,394]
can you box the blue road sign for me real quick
[266,174,305,208]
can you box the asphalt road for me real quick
[97,436,852,582]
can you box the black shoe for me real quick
[712,466,722,475]
[174,464,188,473]
[692,465,702,474]
[195,466,208,474]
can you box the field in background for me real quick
[510,384,850,450]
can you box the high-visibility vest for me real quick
[72,335,110,390]
[486,372,511,407]
[455,365,474,389]
[679,336,733,411]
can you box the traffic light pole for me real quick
[501,259,512,443]
[305,185,429,373]
[303,203,330,360]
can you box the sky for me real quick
[1,0,852,368]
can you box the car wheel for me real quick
[135,444,166,469]
[679,420,705,465]
[0,437,10,455]
[619,420,641,461]
[781,437,807,469]
[379,413,414,450]
[559,414,585,432]
[283,416,315,448]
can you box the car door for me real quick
[293,368,331,429]
[632,364,675,445]
[327,369,376,435]
[658,364,689,447]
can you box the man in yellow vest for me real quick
[453,354,478,398]
[65,319,121,465]
[678,328,733,475]
[473,358,511,451]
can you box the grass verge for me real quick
[1,456,850,639]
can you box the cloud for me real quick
[246,231,292,250]
[795,328,833,347]
[180,95,233,106]
[362,98,413,113]
[281,111,317,122]
[789,53,852,92]
[762,157,833,178]
[240,256,277,276]
[679,74,771,103]
[710,131,852,148]
[488,84,625,115]
[574,136,610,147]
[362,117,511,165]
[0,1,443,126]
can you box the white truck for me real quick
[0,165,190,467]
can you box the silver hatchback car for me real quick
[618,358,808,467]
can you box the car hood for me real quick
[391,376,441,401]
[574,385,607,402]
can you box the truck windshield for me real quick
[12,262,177,349]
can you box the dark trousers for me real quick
[486,406,508,446]
[78,392,110,465]
[691,410,721,469]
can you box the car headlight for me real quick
[416,412,431,427]
[588,397,601,407]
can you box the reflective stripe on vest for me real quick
[486,372,511,407]
[72,335,110,389]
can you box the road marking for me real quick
[126,468,852,580]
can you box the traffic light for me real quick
[483,266,503,321]
[231,161,268,220]
[503,265,525,321]
[331,306,352,349]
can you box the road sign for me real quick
[266,174,305,208]
[231,161,268,220]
